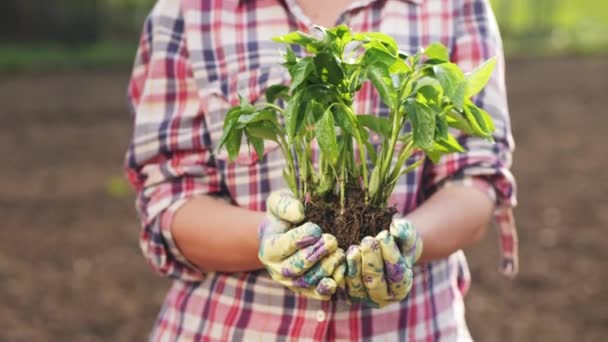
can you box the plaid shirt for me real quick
[125,0,517,340]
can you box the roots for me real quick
[304,185,396,250]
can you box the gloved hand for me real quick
[259,190,346,300]
[345,218,423,308]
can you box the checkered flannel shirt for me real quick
[125,0,517,340]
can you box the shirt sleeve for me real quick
[421,0,518,276]
[125,1,221,281]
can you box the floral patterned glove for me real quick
[259,191,346,300]
[345,218,423,308]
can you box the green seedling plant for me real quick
[216,25,497,247]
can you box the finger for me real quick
[278,233,338,278]
[315,277,338,298]
[291,246,344,288]
[288,277,336,301]
[390,219,423,264]
[377,230,410,300]
[345,245,366,300]
[267,190,305,223]
[261,222,322,262]
[361,236,390,301]
[332,262,346,291]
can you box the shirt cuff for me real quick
[159,198,208,279]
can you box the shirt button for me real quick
[316,310,326,322]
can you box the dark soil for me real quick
[305,186,396,250]
[1,56,608,341]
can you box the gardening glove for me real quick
[345,218,423,308]
[259,190,346,300]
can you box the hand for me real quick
[259,191,346,300]
[345,218,423,308]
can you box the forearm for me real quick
[408,183,494,263]
[171,195,265,273]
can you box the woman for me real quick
[125,0,517,340]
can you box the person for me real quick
[125,0,518,340]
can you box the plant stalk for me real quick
[260,103,286,114]
[380,108,401,185]
[340,166,346,215]
[278,134,299,197]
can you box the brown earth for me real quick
[306,185,397,250]
[1,56,607,341]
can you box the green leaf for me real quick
[425,133,465,163]
[439,133,466,152]
[389,58,410,74]
[425,150,441,164]
[285,91,306,139]
[289,57,315,92]
[316,172,333,195]
[245,131,265,162]
[285,46,297,64]
[265,84,290,103]
[327,24,352,50]
[362,41,397,68]
[216,106,242,153]
[328,24,351,39]
[273,31,323,52]
[357,114,391,137]
[238,95,255,114]
[463,101,495,137]
[226,128,243,161]
[223,106,242,129]
[315,108,339,165]
[423,42,450,62]
[297,85,333,130]
[436,112,449,139]
[307,99,325,122]
[446,110,474,135]
[367,63,397,109]
[344,63,366,93]
[406,100,435,150]
[245,122,279,142]
[368,164,381,199]
[333,103,359,136]
[312,25,337,51]
[314,52,344,85]
[355,32,398,54]
[412,77,444,102]
[433,63,466,109]
[465,57,497,98]
[236,109,276,126]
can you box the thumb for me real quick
[390,218,423,264]
[267,190,305,223]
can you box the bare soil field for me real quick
[1,56,607,341]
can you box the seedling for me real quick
[217,25,497,248]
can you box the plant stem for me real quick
[259,103,285,115]
[340,166,346,215]
[380,108,401,185]
[304,135,313,196]
[340,103,369,193]
[297,142,305,197]
[278,134,299,197]
[388,138,414,183]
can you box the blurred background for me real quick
[1,0,606,341]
